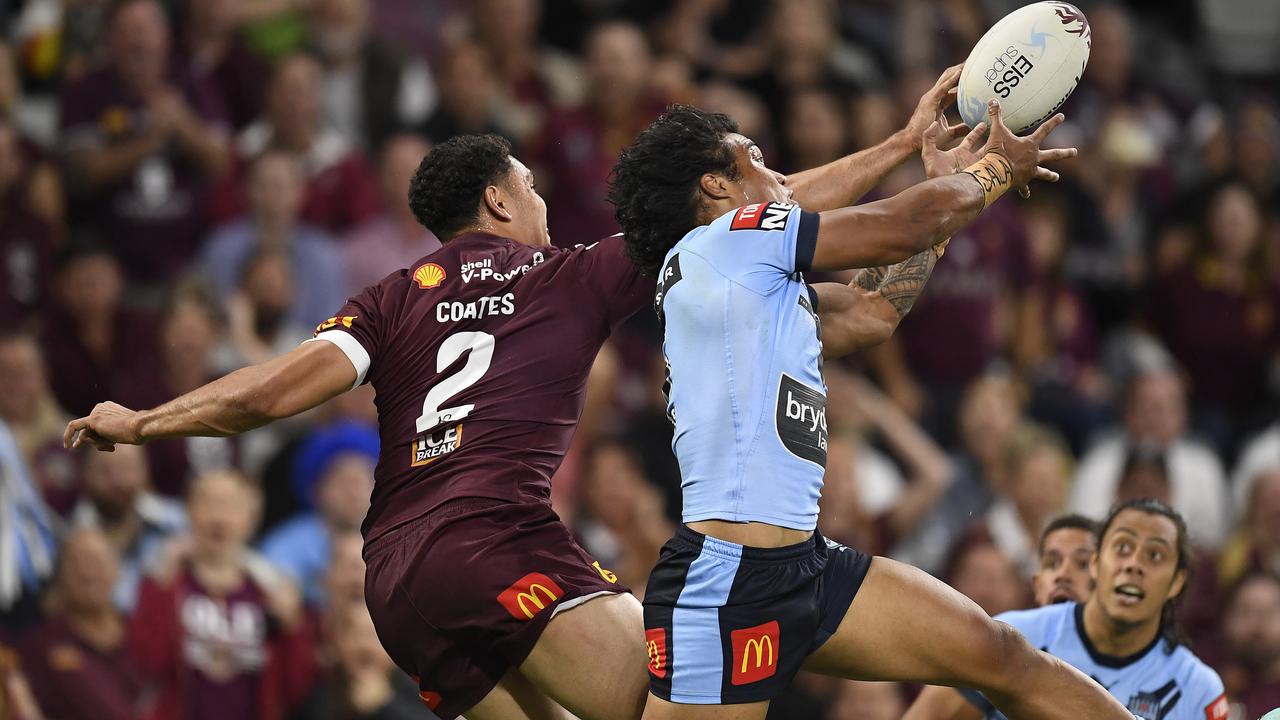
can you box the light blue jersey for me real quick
[963,602,1228,720]
[655,202,825,530]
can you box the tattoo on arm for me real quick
[877,249,939,317]
[853,265,888,291]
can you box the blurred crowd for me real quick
[0,0,1278,718]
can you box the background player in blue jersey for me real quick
[907,514,1100,720]
[610,98,1132,720]
[908,499,1227,720]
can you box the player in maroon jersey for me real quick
[65,66,975,720]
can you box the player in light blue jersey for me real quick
[610,96,1131,720]
[907,500,1228,720]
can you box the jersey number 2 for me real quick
[416,331,494,432]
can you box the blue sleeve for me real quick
[1185,661,1227,720]
[689,202,819,295]
[993,606,1057,649]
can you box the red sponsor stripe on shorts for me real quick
[730,620,780,686]
[645,628,668,679]
[496,572,564,620]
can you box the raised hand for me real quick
[922,118,987,179]
[63,402,144,452]
[980,99,1077,198]
[904,64,967,153]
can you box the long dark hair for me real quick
[608,105,740,275]
[1097,498,1193,653]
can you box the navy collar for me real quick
[1074,602,1163,669]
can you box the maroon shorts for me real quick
[363,497,627,718]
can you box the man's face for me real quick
[82,444,149,517]
[109,0,170,90]
[721,133,792,208]
[1124,372,1186,446]
[269,56,322,138]
[499,157,550,247]
[58,531,119,613]
[188,474,259,558]
[315,453,375,532]
[1092,509,1185,628]
[1034,528,1096,606]
[0,338,47,423]
[1251,470,1280,550]
[1224,575,1280,671]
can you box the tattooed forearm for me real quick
[875,248,939,318]
[853,265,888,291]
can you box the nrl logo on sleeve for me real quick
[730,202,794,232]
[411,424,463,466]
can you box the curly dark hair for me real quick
[1098,498,1194,653]
[608,105,740,275]
[408,134,512,242]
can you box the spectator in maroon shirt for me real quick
[177,0,270,132]
[39,244,159,418]
[0,630,44,720]
[343,134,438,295]
[15,529,147,720]
[300,601,424,720]
[131,469,314,720]
[209,53,380,234]
[1148,181,1280,452]
[307,0,435,152]
[945,534,1033,617]
[464,0,573,140]
[59,0,229,287]
[69,444,187,613]
[116,286,237,498]
[417,40,516,148]
[534,21,666,248]
[0,45,64,235]
[1221,572,1280,720]
[779,88,850,175]
[1014,192,1108,453]
[869,200,1034,445]
[0,119,57,322]
[0,332,74,515]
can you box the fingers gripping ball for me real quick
[957,1,1091,133]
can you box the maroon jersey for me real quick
[314,232,652,541]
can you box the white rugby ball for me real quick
[957,1,1091,133]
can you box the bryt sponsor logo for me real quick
[776,373,828,465]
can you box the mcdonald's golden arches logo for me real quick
[645,627,668,679]
[496,572,564,620]
[730,620,780,685]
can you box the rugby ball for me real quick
[957,2,1091,133]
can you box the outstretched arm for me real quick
[64,340,357,451]
[813,243,942,357]
[789,65,965,211]
[810,101,1069,271]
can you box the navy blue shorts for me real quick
[642,525,873,705]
